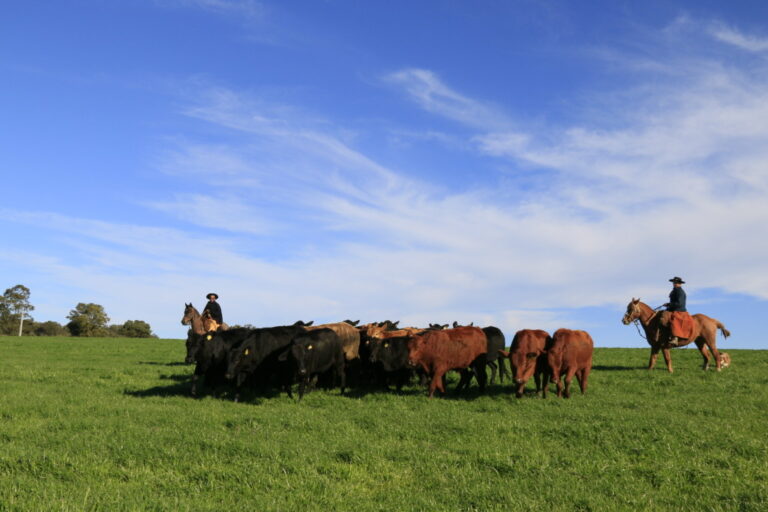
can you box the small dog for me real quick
[719,352,731,368]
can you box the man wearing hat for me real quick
[202,293,223,325]
[662,277,693,346]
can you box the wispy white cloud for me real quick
[385,68,512,131]
[709,23,768,53]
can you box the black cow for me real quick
[343,319,360,326]
[189,327,256,397]
[278,328,346,399]
[483,326,508,385]
[225,325,307,401]
[368,336,414,391]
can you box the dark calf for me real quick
[369,336,414,391]
[279,328,346,400]
[482,326,508,385]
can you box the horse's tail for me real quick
[717,321,731,339]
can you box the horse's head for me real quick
[181,303,198,326]
[622,298,643,325]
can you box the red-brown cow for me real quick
[407,326,487,398]
[543,328,594,399]
[498,329,550,398]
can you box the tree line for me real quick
[0,284,156,338]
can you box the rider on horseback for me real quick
[661,277,693,346]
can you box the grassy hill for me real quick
[0,336,766,511]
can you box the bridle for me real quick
[625,301,664,340]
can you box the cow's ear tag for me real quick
[308,345,314,350]
[384,343,389,348]
[244,349,250,356]
[206,334,213,341]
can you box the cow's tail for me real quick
[717,321,730,340]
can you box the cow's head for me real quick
[287,341,315,376]
[184,329,201,364]
[226,342,255,380]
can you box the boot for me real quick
[669,336,679,347]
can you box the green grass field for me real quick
[0,336,766,511]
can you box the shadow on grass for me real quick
[592,365,645,371]
[138,361,191,367]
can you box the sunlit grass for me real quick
[0,337,766,511]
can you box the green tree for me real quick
[118,320,155,338]
[0,285,35,336]
[32,320,69,337]
[66,303,110,337]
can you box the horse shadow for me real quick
[592,365,645,371]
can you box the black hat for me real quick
[206,293,219,300]
[669,277,685,284]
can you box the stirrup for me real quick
[669,336,679,346]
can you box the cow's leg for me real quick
[191,373,199,397]
[554,371,563,398]
[338,358,346,395]
[662,347,673,373]
[498,357,508,383]
[648,347,660,370]
[455,369,471,393]
[488,361,497,386]
[428,371,445,398]
[563,370,576,398]
[298,377,307,400]
[579,366,591,394]
[474,359,487,393]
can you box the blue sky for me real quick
[2,0,767,348]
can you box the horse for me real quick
[621,298,730,372]
[181,303,229,335]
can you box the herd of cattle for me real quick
[181,304,594,401]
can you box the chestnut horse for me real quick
[622,298,730,372]
[181,303,228,335]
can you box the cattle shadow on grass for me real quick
[124,382,191,398]
[138,361,191,367]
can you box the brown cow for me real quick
[407,326,488,398]
[543,328,594,399]
[306,322,360,361]
[498,329,550,398]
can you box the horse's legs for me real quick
[696,340,710,370]
[648,347,660,370]
[661,347,673,373]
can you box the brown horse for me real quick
[181,303,228,335]
[621,298,730,372]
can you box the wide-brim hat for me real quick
[669,277,685,284]
[206,293,219,299]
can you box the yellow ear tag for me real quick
[308,345,314,350]
[206,334,213,341]
[384,343,389,348]
[244,349,250,356]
